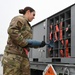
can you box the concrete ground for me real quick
[0,61,3,75]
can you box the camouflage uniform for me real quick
[2,15,32,75]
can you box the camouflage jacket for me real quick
[4,15,32,57]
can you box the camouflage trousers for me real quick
[2,52,30,75]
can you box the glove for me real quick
[25,39,42,48]
[40,41,46,47]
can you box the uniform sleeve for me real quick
[8,18,28,47]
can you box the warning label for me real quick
[43,64,57,75]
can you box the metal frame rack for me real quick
[29,4,75,64]
[47,7,71,58]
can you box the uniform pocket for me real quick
[2,53,22,68]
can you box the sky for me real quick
[0,0,75,54]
